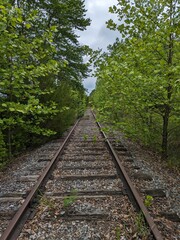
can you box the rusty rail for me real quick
[0,119,80,240]
[92,111,163,240]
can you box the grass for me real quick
[40,196,56,210]
[63,189,78,208]
[115,226,121,240]
[135,211,149,238]
[93,135,97,143]
[83,134,88,141]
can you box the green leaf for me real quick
[25,23,31,29]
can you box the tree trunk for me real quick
[8,55,13,160]
[161,0,174,160]
[8,127,12,160]
[161,105,170,160]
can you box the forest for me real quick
[91,0,180,165]
[0,0,179,168]
[0,0,90,166]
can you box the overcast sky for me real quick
[77,0,119,94]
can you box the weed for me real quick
[102,127,110,134]
[40,196,56,210]
[144,195,153,208]
[93,135,97,143]
[135,211,149,238]
[63,189,78,208]
[115,226,121,240]
[83,134,88,141]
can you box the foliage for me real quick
[0,2,59,158]
[45,81,87,135]
[92,0,180,162]
[0,0,90,166]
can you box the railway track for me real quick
[0,109,177,239]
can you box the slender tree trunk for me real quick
[161,0,173,160]
[8,127,12,160]
[8,55,13,160]
[161,105,170,160]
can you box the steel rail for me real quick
[0,119,80,240]
[92,111,163,240]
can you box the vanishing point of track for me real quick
[0,109,163,240]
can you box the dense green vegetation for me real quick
[0,0,90,166]
[91,0,180,164]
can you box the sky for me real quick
[77,0,119,94]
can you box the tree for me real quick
[10,0,91,86]
[0,0,91,162]
[93,0,180,160]
[0,2,60,157]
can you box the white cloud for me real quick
[78,0,119,94]
[83,77,96,94]
[79,0,119,50]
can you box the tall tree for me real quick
[93,0,180,160]
[0,0,91,162]
[0,1,60,157]
[10,0,91,85]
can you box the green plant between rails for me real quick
[63,189,78,208]
[144,195,153,208]
[83,134,88,141]
[35,189,56,211]
[115,226,121,240]
[40,196,56,210]
[135,211,149,238]
[93,135,97,143]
